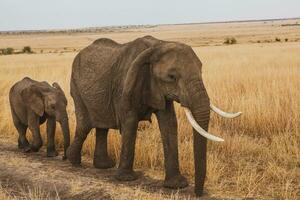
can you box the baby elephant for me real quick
[9,77,70,159]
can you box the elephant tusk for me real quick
[210,104,242,119]
[184,108,224,142]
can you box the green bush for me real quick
[224,37,237,45]
[285,38,288,42]
[0,47,14,55]
[275,37,281,42]
[22,46,33,53]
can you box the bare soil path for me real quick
[0,139,218,200]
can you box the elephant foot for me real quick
[18,142,25,149]
[18,142,31,153]
[18,141,30,151]
[30,144,42,152]
[195,188,205,197]
[62,154,67,160]
[163,174,189,189]
[115,169,139,181]
[22,145,31,153]
[30,147,39,152]
[66,145,81,166]
[47,150,59,157]
[94,156,115,169]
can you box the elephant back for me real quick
[70,40,122,128]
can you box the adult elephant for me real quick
[66,36,241,196]
[9,77,70,159]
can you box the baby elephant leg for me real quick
[28,113,43,152]
[12,111,30,152]
[16,123,30,152]
[46,117,58,157]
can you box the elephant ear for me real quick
[146,74,166,110]
[52,82,67,104]
[52,82,63,91]
[146,43,178,109]
[122,47,166,111]
[21,85,44,116]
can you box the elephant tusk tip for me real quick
[210,104,242,119]
[236,111,242,117]
[214,137,225,142]
[232,111,242,118]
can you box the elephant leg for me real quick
[115,113,138,181]
[67,120,91,166]
[28,113,43,152]
[11,109,30,152]
[155,101,188,189]
[17,124,30,152]
[67,85,92,166]
[46,117,58,157]
[93,128,115,169]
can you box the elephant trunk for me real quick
[185,78,210,196]
[192,114,209,196]
[59,117,70,160]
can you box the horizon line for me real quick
[1,16,299,33]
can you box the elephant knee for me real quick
[75,127,90,142]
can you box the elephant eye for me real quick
[51,104,56,109]
[168,74,177,82]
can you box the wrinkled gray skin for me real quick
[9,77,70,159]
[67,36,210,196]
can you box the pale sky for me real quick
[0,0,299,31]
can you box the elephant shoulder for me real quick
[141,35,162,45]
[133,35,162,47]
[11,77,34,93]
[92,38,120,47]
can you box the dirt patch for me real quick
[0,139,219,200]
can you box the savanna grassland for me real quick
[0,19,299,199]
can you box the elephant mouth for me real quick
[165,93,189,107]
[166,93,180,102]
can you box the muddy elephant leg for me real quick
[155,101,188,189]
[93,128,115,169]
[115,113,138,181]
[46,117,58,157]
[28,113,43,152]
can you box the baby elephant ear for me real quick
[52,82,63,91]
[21,85,44,117]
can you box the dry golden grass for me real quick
[0,187,9,200]
[0,184,59,200]
[0,20,299,199]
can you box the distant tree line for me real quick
[0,46,33,55]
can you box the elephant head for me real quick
[123,40,241,195]
[21,82,70,158]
